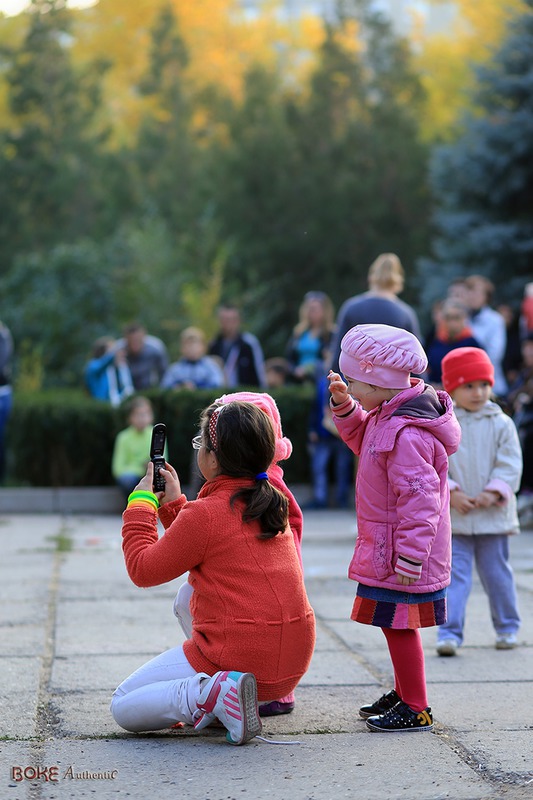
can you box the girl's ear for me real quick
[208,449,221,474]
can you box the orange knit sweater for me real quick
[121,475,316,700]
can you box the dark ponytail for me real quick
[201,402,289,539]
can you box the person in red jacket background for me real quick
[111,400,315,746]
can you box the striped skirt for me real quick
[351,583,447,630]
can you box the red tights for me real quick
[382,628,428,711]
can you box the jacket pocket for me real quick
[373,523,393,579]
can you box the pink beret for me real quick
[215,391,293,462]
[339,324,428,390]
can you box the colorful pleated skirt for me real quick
[351,583,447,629]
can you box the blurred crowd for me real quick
[1,259,532,518]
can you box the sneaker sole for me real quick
[227,673,262,746]
[366,720,434,733]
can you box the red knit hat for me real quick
[441,347,494,394]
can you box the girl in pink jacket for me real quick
[329,324,461,732]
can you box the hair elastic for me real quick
[255,472,269,481]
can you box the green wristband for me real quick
[127,490,159,509]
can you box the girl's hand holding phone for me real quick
[134,462,182,505]
[157,464,182,505]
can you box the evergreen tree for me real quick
[0,0,116,267]
[210,2,429,354]
[0,241,118,387]
[128,5,236,345]
[134,4,197,232]
[419,0,533,306]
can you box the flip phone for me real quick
[150,423,166,493]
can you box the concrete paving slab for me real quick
[51,691,118,738]
[50,654,154,693]
[305,589,355,621]
[424,646,533,684]
[0,598,49,628]
[429,681,533,732]
[0,555,54,600]
[55,686,364,740]
[55,597,187,657]
[458,730,533,777]
[0,743,35,794]
[0,657,41,738]
[0,513,66,539]
[58,548,184,602]
[322,620,394,675]
[303,544,355,579]
[24,734,497,800]
[0,623,47,657]
[1,510,533,800]
[299,647,377,687]
[312,621,345,652]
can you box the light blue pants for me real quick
[438,534,521,645]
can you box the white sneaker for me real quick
[436,639,458,657]
[495,634,518,650]
[195,671,262,745]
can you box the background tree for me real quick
[1,0,527,387]
[413,0,528,142]
[0,0,122,268]
[0,241,119,387]
[418,0,533,308]
[210,1,430,353]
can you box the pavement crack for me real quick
[435,726,533,792]
[30,520,68,763]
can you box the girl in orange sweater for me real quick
[111,401,315,745]
[173,390,304,717]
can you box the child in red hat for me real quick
[437,347,522,655]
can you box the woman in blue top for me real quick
[84,337,134,407]
[286,292,336,384]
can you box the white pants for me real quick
[110,645,207,732]
[173,581,194,637]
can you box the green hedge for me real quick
[6,387,314,487]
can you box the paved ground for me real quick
[0,507,532,799]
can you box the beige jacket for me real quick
[449,401,522,535]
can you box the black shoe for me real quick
[366,701,433,732]
[359,689,401,719]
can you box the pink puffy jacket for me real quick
[332,379,461,593]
